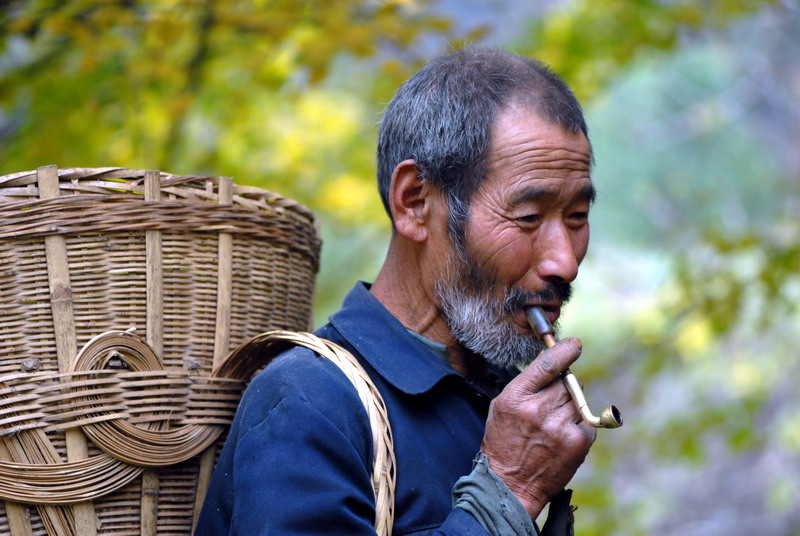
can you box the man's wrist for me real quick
[482,454,548,520]
[452,452,538,536]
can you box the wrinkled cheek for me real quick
[465,221,535,283]
[485,238,536,283]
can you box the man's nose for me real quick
[536,222,579,284]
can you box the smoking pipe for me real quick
[525,306,622,429]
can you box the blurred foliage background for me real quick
[2,0,799,534]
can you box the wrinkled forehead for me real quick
[484,106,593,181]
[490,98,593,164]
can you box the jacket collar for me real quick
[327,282,460,395]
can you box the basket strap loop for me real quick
[251,331,397,536]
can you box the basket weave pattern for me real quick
[0,166,320,535]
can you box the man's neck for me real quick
[370,242,476,376]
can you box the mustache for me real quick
[503,282,573,314]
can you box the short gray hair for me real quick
[376,48,590,242]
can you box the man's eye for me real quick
[568,212,589,224]
[517,214,540,223]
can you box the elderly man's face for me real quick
[436,105,593,368]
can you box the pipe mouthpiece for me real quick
[525,307,553,340]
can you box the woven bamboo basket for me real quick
[0,166,321,535]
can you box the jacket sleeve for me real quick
[452,452,539,536]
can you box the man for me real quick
[198,47,597,535]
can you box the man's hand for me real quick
[481,337,596,519]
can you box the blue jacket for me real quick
[197,282,517,535]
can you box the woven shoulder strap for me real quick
[225,330,396,536]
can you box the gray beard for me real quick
[434,246,571,369]
[437,282,545,369]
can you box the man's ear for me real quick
[389,159,432,243]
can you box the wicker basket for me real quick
[0,166,321,535]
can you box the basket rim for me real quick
[0,166,317,223]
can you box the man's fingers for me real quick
[517,337,583,394]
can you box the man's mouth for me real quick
[527,303,560,325]
[503,285,571,330]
